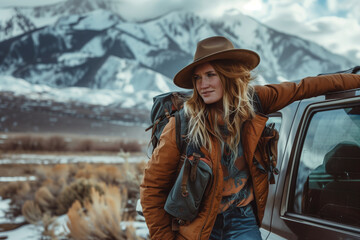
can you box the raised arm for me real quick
[255,73,360,114]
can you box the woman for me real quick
[140,36,360,240]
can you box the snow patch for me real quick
[80,35,107,57]
[58,52,93,66]
[0,176,36,182]
[74,10,119,31]
[0,9,14,22]
[0,76,163,110]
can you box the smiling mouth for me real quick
[201,91,214,95]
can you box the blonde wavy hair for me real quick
[184,60,256,162]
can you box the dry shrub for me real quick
[119,152,136,182]
[0,164,78,220]
[135,161,147,174]
[43,178,69,203]
[34,165,50,183]
[51,164,71,182]
[72,163,140,204]
[76,139,93,152]
[22,200,42,224]
[132,161,146,188]
[74,139,142,153]
[0,181,31,199]
[75,164,125,184]
[93,141,122,152]
[45,136,67,151]
[34,169,69,202]
[35,186,57,213]
[0,181,34,219]
[119,158,145,186]
[35,164,76,187]
[41,213,60,240]
[22,202,60,240]
[97,165,123,183]
[71,164,140,218]
[1,161,145,238]
[0,135,67,152]
[119,141,142,153]
[56,179,104,215]
[0,135,143,153]
[67,185,139,240]
[0,136,44,152]
[74,164,96,179]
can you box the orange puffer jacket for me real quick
[140,74,360,240]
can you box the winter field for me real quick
[0,141,150,240]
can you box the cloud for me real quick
[327,0,360,30]
[248,0,360,62]
[116,0,257,21]
[116,0,272,21]
[306,16,360,60]
[0,0,63,7]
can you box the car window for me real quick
[267,115,281,132]
[291,105,360,227]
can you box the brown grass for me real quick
[0,135,142,153]
[67,185,140,240]
[0,160,148,239]
[35,186,57,213]
[56,179,104,215]
[0,181,32,219]
[22,200,42,224]
[0,181,31,199]
[41,213,60,240]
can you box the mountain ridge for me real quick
[0,5,356,112]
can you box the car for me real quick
[261,66,360,239]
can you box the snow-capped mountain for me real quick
[0,1,357,136]
[0,8,36,42]
[0,9,355,81]
[0,3,356,113]
[0,0,126,42]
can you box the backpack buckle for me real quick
[190,153,200,182]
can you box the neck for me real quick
[207,100,224,114]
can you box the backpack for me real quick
[145,90,280,184]
[145,91,192,157]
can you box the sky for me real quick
[0,0,359,63]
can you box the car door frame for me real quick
[267,90,360,240]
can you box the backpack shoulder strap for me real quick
[252,90,264,114]
[174,109,188,154]
[175,111,182,152]
[174,109,188,173]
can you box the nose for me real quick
[199,76,209,89]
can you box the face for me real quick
[193,62,224,105]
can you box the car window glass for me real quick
[292,105,360,227]
[266,116,281,132]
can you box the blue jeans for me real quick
[209,204,262,240]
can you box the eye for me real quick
[207,72,217,77]
[193,75,200,81]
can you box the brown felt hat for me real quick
[173,36,260,89]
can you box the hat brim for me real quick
[173,49,260,89]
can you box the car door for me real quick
[260,102,301,240]
[267,90,360,239]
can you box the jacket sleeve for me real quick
[255,73,360,114]
[140,117,181,240]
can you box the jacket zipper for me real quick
[198,141,221,240]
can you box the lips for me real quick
[201,90,214,96]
